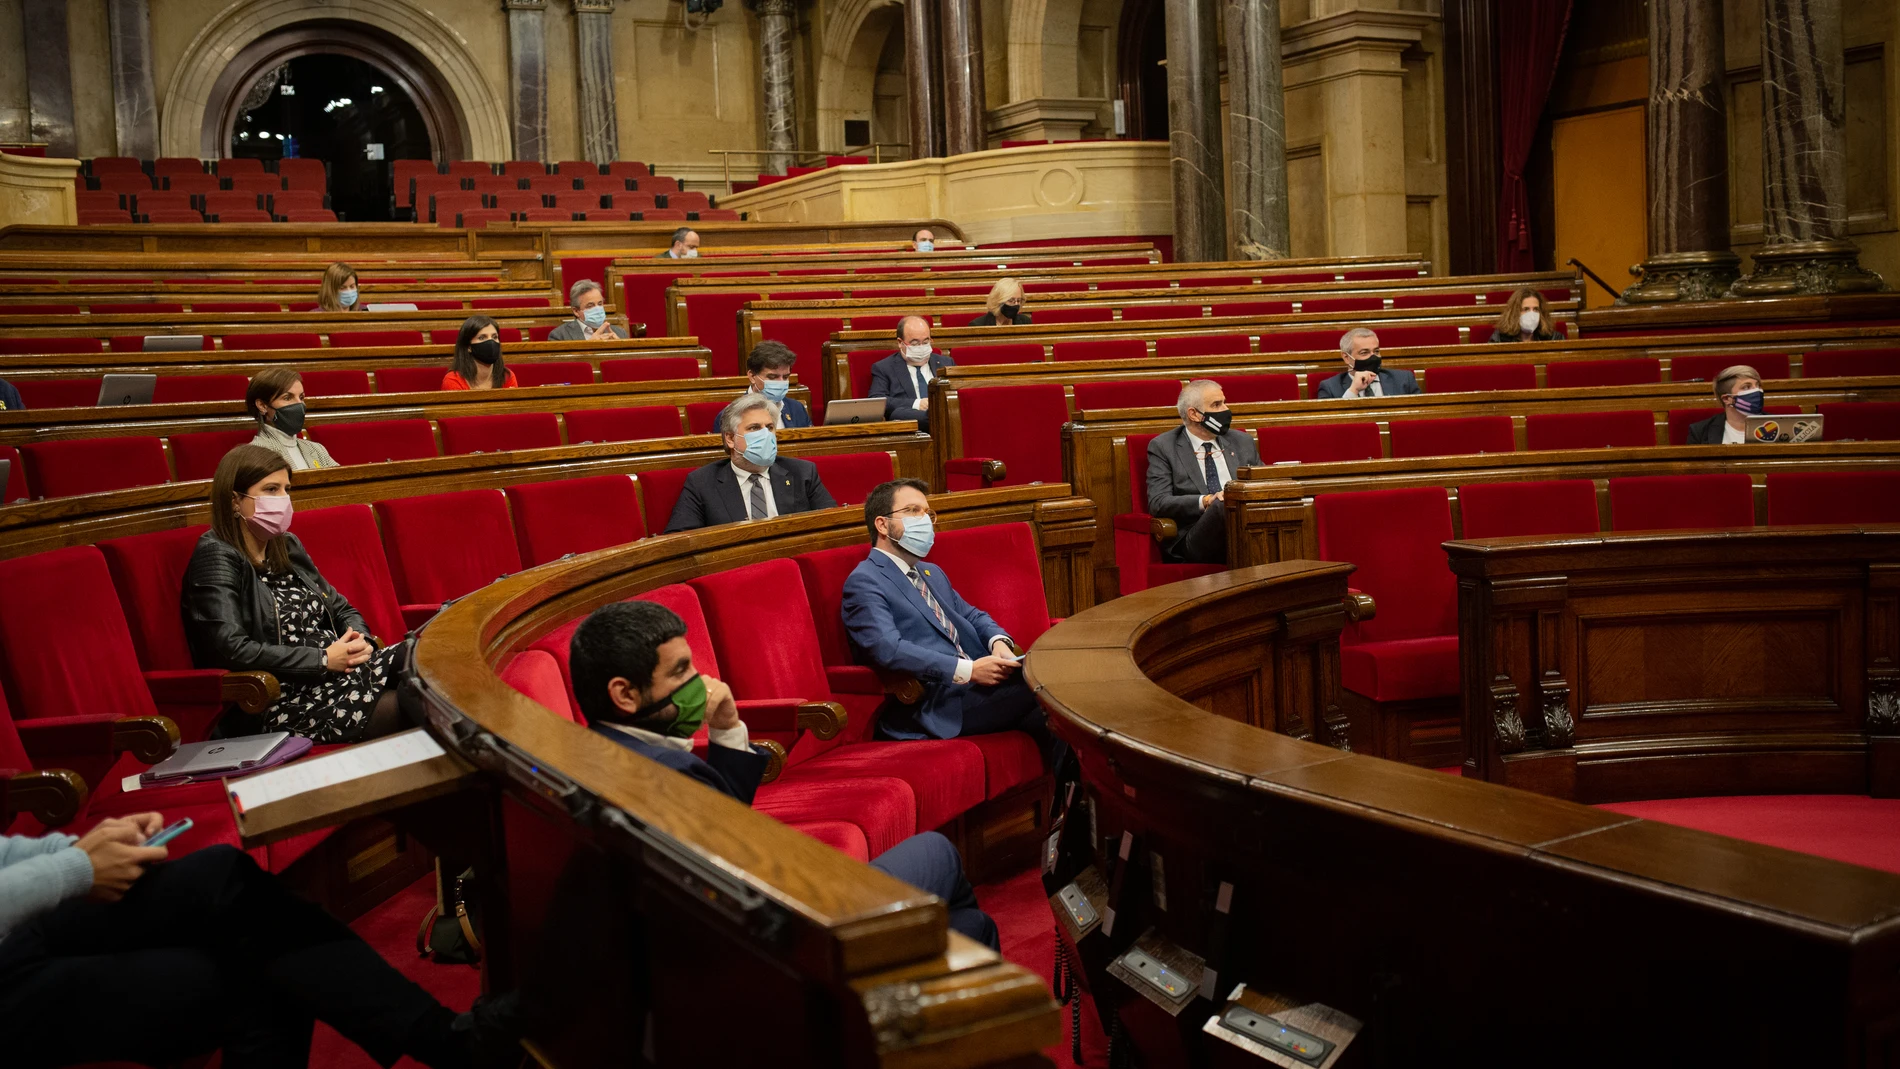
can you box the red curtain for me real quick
[1495,1,1573,272]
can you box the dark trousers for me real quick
[1166,499,1228,565]
[877,674,1069,771]
[0,845,462,1069]
[871,831,998,950]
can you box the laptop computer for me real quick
[141,334,204,353]
[365,302,419,312]
[139,732,293,785]
[824,396,890,425]
[1744,413,1824,443]
[97,373,157,406]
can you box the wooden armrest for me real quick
[756,739,787,785]
[3,769,88,828]
[881,672,925,706]
[796,701,847,741]
[1150,516,1178,540]
[222,671,281,714]
[1343,591,1377,623]
[943,457,1008,485]
[111,716,181,764]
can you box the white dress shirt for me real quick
[601,715,750,753]
[905,359,934,398]
[1186,431,1232,505]
[730,460,778,519]
[876,546,1008,684]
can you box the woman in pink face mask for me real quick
[180,445,407,742]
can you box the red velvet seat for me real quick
[20,437,171,499]
[297,369,373,397]
[1376,324,1462,348]
[499,650,579,723]
[291,504,409,648]
[1157,333,1251,358]
[97,526,213,675]
[1457,480,1600,539]
[372,366,451,393]
[679,291,759,376]
[1817,402,1900,441]
[306,419,438,464]
[331,330,427,348]
[0,337,103,355]
[93,302,184,315]
[1671,352,1791,382]
[806,452,895,507]
[929,523,1053,648]
[1524,410,1655,451]
[790,543,891,740]
[1052,338,1147,362]
[221,332,323,351]
[685,402,725,434]
[1665,407,1723,445]
[191,301,279,313]
[1118,303,1189,321]
[1114,433,1226,595]
[1803,347,1900,378]
[1210,300,1293,317]
[1256,329,1344,354]
[511,361,595,387]
[170,429,256,480]
[946,343,1043,368]
[1765,471,1900,526]
[955,384,1067,487]
[438,412,562,455]
[599,356,703,383]
[1388,416,1514,459]
[1608,473,1755,531]
[506,475,644,566]
[1072,378,1180,411]
[1546,358,1662,388]
[375,489,522,626]
[152,374,249,404]
[1316,487,1460,709]
[12,377,105,408]
[1426,363,1536,393]
[639,467,694,534]
[565,406,681,443]
[1215,374,1299,402]
[1393,292,1477,308]
[1257,422,1382,463]
[1034,306,1116,324]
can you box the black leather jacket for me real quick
[182,530,373,682]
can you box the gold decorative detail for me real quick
[863,981,925,1049]
[1491,683,1525,754]
[1730,239,1887,297]
[1619,250,1741,304]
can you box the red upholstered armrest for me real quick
[144,669,281,714]
[826,665,885,695]
[943,457,1007,491]
[1113,512,1178,540]
[16,713,180,767]
[402,604,442,632]
[1,768,88,828]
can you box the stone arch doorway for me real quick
[1116,0,1166,140]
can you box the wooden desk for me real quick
[1447,527,1900,801]
[1027,561,1900,1066]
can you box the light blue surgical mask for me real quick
[915,240,934,253]
[893,512,935,557]
[338,288,357,308]
[742,427,777,468]
[759,379,789,402]
[581,305,607,329]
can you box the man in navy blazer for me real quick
[663,392,837,533]
[568,600,997,948]
[745,340,811,428]
[866,315,954,432]
[840,479,1063,770]
[1314,327,1421,399]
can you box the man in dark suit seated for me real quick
[655,227,699,259]
[1315,327,1421,399]
[568,600,998,947]
[546,280,630,342]
[866,316,954,433]
[840,479,1064,770]
[1146,380,1262,565]
[746,340,812,428]
[663,392,837,532]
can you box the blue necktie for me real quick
[1202,442,1220,495]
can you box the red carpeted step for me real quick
[1595,795,1900,876]
[976,868,1108,1069]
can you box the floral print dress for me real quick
[258,570,397,742]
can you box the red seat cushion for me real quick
[1803,347,1900,378]
[98,526,213,671]
[1157,333,1250,358]
[1765,471,1900,526]
[1035,306,1116,324]
[928,523,1053,647]
[1608,473,1755,532]
[1426,363,1536,393]
[306,419,438,464]
[639,467,694,534]
[1524,410,1655,451]
[1816,401,1900,441]
[297,369,373,396]
[752,774,916,857]
[599,357,703,383]
[438,412,562,455]
[20,437,170,499]
[1546,358,1661,388]
[1316,487,1455,643]
[1340,635,1461,701]
[1258,422,1382,463]
[947,343,1043,367]
[1210,300,1293,317]
[1458,480,1599,539]
[1256,329,1340,354]
[499,650,578,722]
[0,337,103,355]
[1118,303,1189,321]
[680,291,758,375]
[1375,324,1461,348]
[0,547,163,742]
[805,452,894,507]
[1072,378,1180,411]
[293,504,408,648]
[506,475,644,565]
[956,384,1068,486]
[12,377,103,408]
[221,333,323,351]
[374,366,454,394]
[330,329,428,349]
[511,361,595,387]
[785,820,871,861]
[1215,374,1299,402]
[1388,416,1515,459]
[374,489,523,604]
[170,429,257,481]
[783,737,987,831]
[965,730,1044,798]
[1672,352,1791,383]
[1052,338,1146,362]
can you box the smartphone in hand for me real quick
[144,817,194,849]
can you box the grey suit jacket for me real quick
[1146,425,1263,522]
[546,319,629,342]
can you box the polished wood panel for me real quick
[1449,528,1900,801]
[0,337,706,380]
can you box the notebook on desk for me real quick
[1745,414,1824,443]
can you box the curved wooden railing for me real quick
[404,484,1093,1067]
[1026,563,1900,1066]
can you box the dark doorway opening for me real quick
[229,54,430,222]
[1117,0,1168,141]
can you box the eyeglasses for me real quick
[887,507,936,520]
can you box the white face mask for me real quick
[682,247,699,259]
[1519,309,1541,334]
[902,342,932,365]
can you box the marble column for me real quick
[106,0,158,159]
[1166,0,1227,262]
[572,0,620,164]
[504,0,550,163]
[1225,0,1289,260]
[1620,0,1738,302]
[756,0,798,174]
[22,0,76,159]
[1731,0,1884,295]
[939,0,986,155]
[905,0,944,159]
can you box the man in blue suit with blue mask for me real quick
[840,478,1064,770]
[663,392,837,533]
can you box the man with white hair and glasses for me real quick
[1145,379,1262,565]
[1316,326,1420,399]
[547,279,629,342]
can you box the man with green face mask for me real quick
[568,601,998,948]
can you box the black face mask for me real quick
[1352,353,1383,374]
[272,402,306,436]
[471,339,502,365]
[1000,303,1023,319]
[1198,409,1232,436]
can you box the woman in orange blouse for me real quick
[441,315,518,390]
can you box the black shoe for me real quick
[453,991,526,1069]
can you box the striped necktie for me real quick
[907,567,966,656]
[747,473,768,520]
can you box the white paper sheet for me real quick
[228,729,445,814]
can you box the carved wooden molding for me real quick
[796,701,846,741]
[224,670,281,714]
[112,715,180,764]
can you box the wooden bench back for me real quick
[0,337,708,380]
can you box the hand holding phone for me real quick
[143,817,194,849]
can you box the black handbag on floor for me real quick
[416,863,482,966]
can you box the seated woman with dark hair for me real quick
[442,315,518,391]
[246,367,338,470]
[182,445,406,742]
[1486,287,1561,342]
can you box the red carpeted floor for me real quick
[313,876,483,1069]
[1595,794,1900,875]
